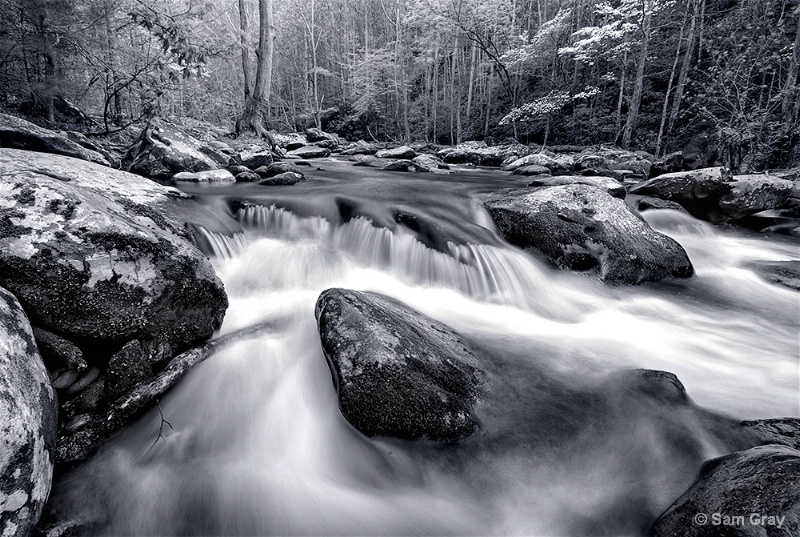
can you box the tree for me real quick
[237,0,275,139]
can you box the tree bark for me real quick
[621,0,653,149]
[668,0,699,135]
[239,0,253,102]
[237,0,275,143]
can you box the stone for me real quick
[0,287,58,537]
[411,154,450,173]
[747,260,800,292]
[32,327,87,371]
[0,113,109,166]
[287,145,330,159]
[315,288,486,440]
[236,149,273,170]
[171,169,235,183]
[340,140,377,156]
[505,153,569,174]
[510,164,552,177]
[650,445,800,537]
[234,170,261,183]
[380,160,413,172]
[256,162,304,178]
[304,127,339,145]
[718,175,794,220]
[123,118,228,179]
[482,184,694,284]
[628,167,734,222]
[376,145,416,160]
[528,175,626,199]
[258,172,305,186]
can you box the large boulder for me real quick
[718,175,794,220]
[510,164,552,177]
[650,445,800,537]
[123,118,229,179]
[376,145,416,160]
[258,172,305,186]
[304,127,339,145]
[235,148,274,170]
[412,154,450,173]
[272,132,307,151]
[528,175,626,199]
[256,161,304,178]
[482,185,694,284]
[287,145,330,159]
[0,113,109,166]
[0,287,58,537]
[629,167,734,222]
[576,147,653,177]
[315,289,486,440]
[0,149,228,460]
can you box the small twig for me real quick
[148,399,173,452]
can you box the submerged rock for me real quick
[258,172,305,186]
[0,287,58,537]
[0,113,109,166]
[257,161,304,178]
[629,167,734,222]
[650,445,800,537]
[482,185,694,284]
[747,260,800,292]
[315,288,485,440]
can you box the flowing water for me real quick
[50,159,799,536]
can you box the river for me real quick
[49,158,799,536]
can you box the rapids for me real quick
[48,159,799,536]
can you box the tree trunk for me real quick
[782,11,800,129]
[668,0,699,135]
[621,0,653,149]
[239,0,253,102]
[656,11,687,156]
[237,0,275,143]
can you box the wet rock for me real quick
[32,327,87,371]
[315,288,485,440]
[234,170,261,183]
[718,175,794,220]
[0,287,58,537]
[629,196,690,214]
[628,167,734,222]
[0,113,109,166]
[511,164,551,177]
[272,132,307,151]
[505,153,569,174]
[381,160,413,172]
[740,418,800,450]
[236,148,273,170]
[528,175,626,199]
[62,131,115,164]
[576,147,652,177]
[287,145,330,159]
[206,140,235,155]
[304,127,339,145]
[650,152,684,177]
[482,184,694,284]
[123,118,228,179]
[340,140,377,156]
[411,154,450,173]
[256,162,304,178]
[376,145,416,160]
[747,260,800,292]
[258,172,305,186]
[172,169,235,183]
[649,445,800,537]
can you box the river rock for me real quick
[650,152,684,177]
[482,184,694,284]
[718,175,794,220]
[32,327,87,371]
[172,169,235,183]
[576,147,652,177]
[123,118,228,179]
[272,132,307,151]
[505,153,569,174]
[0,287,58,537]
[528,175,626,199]
[412,154,450,173]
[649,445,800,537]
[628,167,734,222]
[340,140,377,156]
[376,145,416,160]
[315,288,485,440]
[257,162,304,178]
[236,148,273,170]
[234,170,261,183]
[287,145,330,159]
[381,160,413,172]
[629,196,690,213]
[511,164,552,177]
[747,260,800,292]
[304,127,339,145]
[0,113,109,166]
[0,148,227,367]
[258,172,305,186]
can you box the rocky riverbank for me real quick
[0,112,797,536]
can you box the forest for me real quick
[0,0,799,169]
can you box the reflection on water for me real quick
[48,168,799,536]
